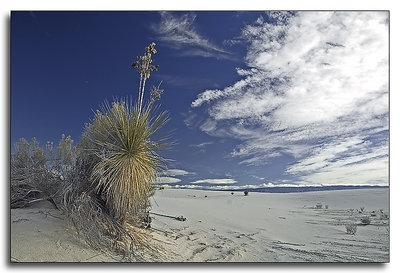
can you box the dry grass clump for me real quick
[345,223,358,235]
[63,182,163,261]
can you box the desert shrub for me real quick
[380,212,389,220]
[12,137,46,170]
[244,191,249,196]
[361,216,371,225]
[11,137,67,208]
[56,134,76,176]
[345,223,357,235]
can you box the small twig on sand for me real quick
[273,240,306,247]
[150,212,186,221]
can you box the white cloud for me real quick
[166,181,347,191]
[156,176,182,184]
[190,178,237,185]
[156,168,195,184]
[298,157,388,186]
[160,168,195,176]
[153,12,231,59]
[191,11,388,186]
[286,136,387,175]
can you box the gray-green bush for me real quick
[11,137,68,209]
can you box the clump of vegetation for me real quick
[11,42,170,260]
[11,135,75,209]
[360,216,371,225]
[244,191,249,196]
[380,212,389,220]
[345,223,358,235]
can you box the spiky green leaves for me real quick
[84,99,169,219]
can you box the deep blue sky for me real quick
[11,11,389,189]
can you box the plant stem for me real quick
[140,78,147,112]
[138,73,143,115]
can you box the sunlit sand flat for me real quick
[11,188,389,262]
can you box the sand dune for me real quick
[10,188,389,262]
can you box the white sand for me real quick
[10,202,117,262]
[11,188,389,262]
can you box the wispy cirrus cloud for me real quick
[191,11,389,186]
[189,141,214,148]
[153,12,231,59]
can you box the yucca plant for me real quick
[84,99,169,223]
[59,42,169,259]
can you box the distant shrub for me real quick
[361,216,371,225]
[380,213,389,220]
[345,223,357,235]
[244,191,249,196]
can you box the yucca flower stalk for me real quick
[84,99,169,222]
[132,42,159,115]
